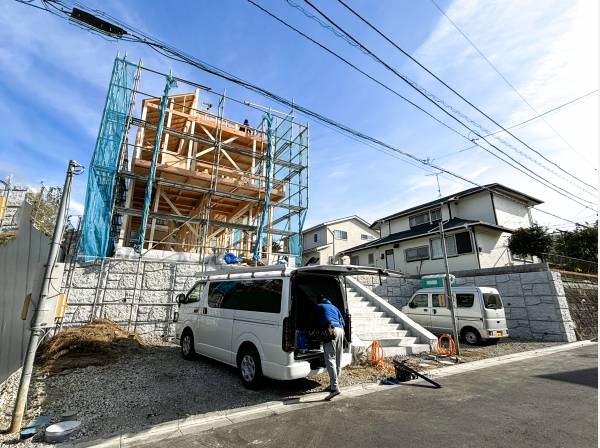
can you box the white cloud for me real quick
[410,0,598,228]
[69,199,85,215]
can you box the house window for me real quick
[409,208,442,228]
[334,230,348,240]
[431,231,472,258]
[368,253,375,266]
[350,255,359,265]
[361,234,374,240]
[430,208,442,222]
[409,212,430,228]
[455,232,473,254]
[313,233,319,243]
[405,245,429,262]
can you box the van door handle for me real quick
[203,307,207,315]
[423,309,428,312]
[433,309,437,314]
[193,308,199,313]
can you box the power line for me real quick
[308,0,597,191]
[333,0,598,191]
[532,208,596,227]
[429,0,597,169]
[287,0,598,208]
[13,0,594,227]
[433,90,598,161]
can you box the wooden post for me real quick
[135,104,148,160]
[160,99,174,163]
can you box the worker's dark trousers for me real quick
[324,328,344,392]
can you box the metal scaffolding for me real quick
[78,56,309,266]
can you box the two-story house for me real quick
[341,184,542,275]
[302,216,379,265]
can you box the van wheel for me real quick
[237,345,263,389]
[181,330,196,360]
[461,328,481,345]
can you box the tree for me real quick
[26,186,62,237]
[508,224,553,261]
[554,222,598,262]
[271,240,282,253]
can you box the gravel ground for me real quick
[0,338,562,446]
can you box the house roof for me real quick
[302,215,373,235]
[370,183,542,229]
[341,218,513,255]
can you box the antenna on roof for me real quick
[426,171,443,198]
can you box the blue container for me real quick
[296,330,307,352]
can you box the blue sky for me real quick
[0,0,597,231]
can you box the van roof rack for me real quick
[198,264,291,280]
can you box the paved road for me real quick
[147,345,598,448]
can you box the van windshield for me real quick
[483,293,503,309]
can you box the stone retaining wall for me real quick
[62,258,210,340]
[62,258,595,343]
[560,272,598,340]
[353,263,589,342]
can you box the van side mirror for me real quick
[176,293,186,305]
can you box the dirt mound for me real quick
[36,320,145,374]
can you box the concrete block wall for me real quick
[62,258,210,341]
[353,264,584,342]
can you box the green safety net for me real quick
[79,57,136,259]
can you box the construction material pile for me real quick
[36,320,145,374]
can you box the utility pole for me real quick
[439,220,461,361]
[9,160,79,433]
[326,228,336,264]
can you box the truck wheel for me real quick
[461,328,481,345]
[181,330,196,360]
[238,345,264,389]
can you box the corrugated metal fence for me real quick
[0,204,49,384]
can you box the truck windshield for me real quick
[483,293,503,309]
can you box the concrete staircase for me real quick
[346,281,433,357]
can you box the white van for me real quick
[174,265,386,388]
[401,286,508,345]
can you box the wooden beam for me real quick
[220,148,241,171]
[159,190,199,238]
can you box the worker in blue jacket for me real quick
[316,295,345,400]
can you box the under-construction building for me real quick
[79,56,309,266]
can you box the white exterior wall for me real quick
[493,193,531,229]
[349,230,481,275]
[452,191,495,223]
[389,216,410,234]
[302,218,378,264]
[302,227,328,252]
[475,227,512,268]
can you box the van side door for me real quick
[179,282,204,343]
[406,293,431,328]
[430,292,452,333]
[197,281,236,364]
